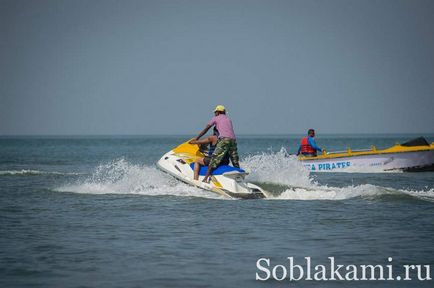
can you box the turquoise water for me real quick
[1,135,433,287]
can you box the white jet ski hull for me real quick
[156,141,268,199]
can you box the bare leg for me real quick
[202,166,214,183]
[194,158,205,180]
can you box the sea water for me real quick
[0,135,433,287]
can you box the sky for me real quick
[1,0,433,135]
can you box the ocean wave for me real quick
[0,170,83,176]
[242,151,434,202]
[55,159,224,199]
[268,184,432,201]
[397,188,434,202]
[242,148,313,187]
[54,157,434,202]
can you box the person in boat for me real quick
[297,129,322,157]
[194,105,239,183]
[189,127,229,180]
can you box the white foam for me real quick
[398,188,434,202]
[0,170,82,176]
[269,184,384,200]
[243,148,313,187]
[54,155,434,202]
[56,159,224,199]
[242,150,434,202]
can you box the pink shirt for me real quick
[208,114,236,139]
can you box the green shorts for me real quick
[204,155,229,166]
[209,139,240,169]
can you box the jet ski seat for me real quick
[189,163,246,176]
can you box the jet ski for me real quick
[156,140,269,199]
[299,137,434,172]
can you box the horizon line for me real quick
[1,132,433,137]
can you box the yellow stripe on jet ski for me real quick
[211,177,223,188]
[172,138,204,158]
[299,143,434,161]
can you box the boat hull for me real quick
[300,150,434,172]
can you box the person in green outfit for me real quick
[194,105,239,183]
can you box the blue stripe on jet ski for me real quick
[189,163,245,175]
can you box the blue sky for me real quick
[1,0,433,135]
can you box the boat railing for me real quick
[323,146,378,155]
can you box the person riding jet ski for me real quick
[194,105,239,183]
[189,127,229,180]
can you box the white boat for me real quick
[157,140,269,199]
[299,137,434,172]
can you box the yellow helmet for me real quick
[214,105,226,112]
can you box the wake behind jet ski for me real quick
[156,140,269,199]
